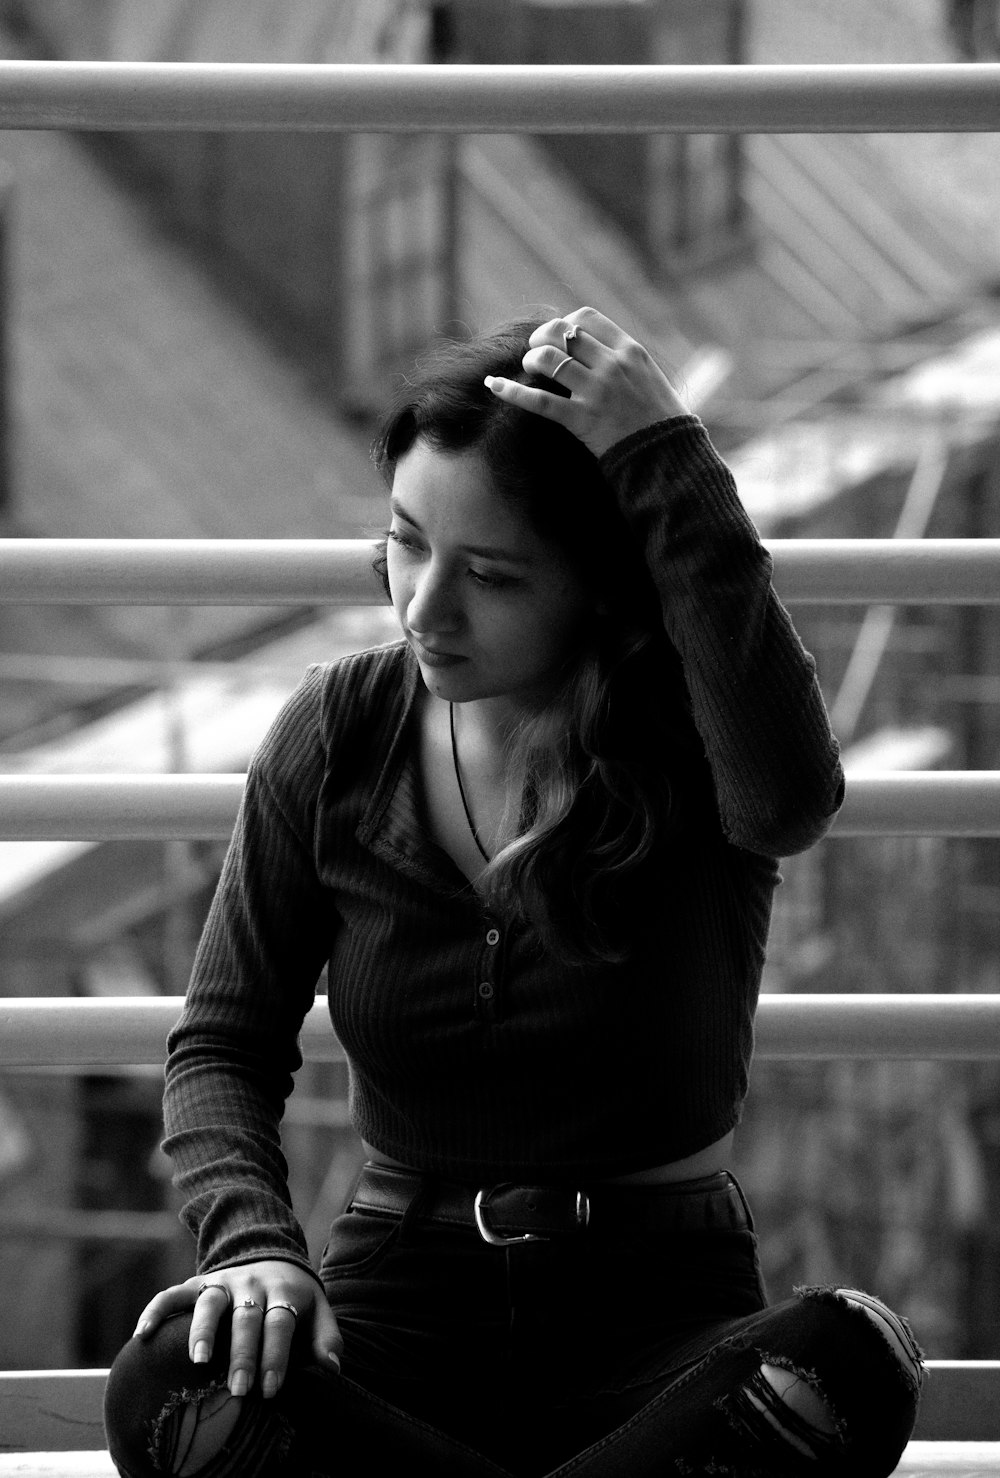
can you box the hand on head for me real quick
[484,307,689,458]
[132,1261,343,1400]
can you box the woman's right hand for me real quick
[132,1260,343,1400]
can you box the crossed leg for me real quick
[735,1287,924,1469]
[106,1288,923,1478]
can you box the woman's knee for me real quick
[105,1314,220,1475]
[104,1311,305,1478]
[711,1285,923,1475]
[831,1287,923,1383]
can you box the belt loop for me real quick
[726,1172,756,1233]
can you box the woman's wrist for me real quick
[199,1251,325,1292]
[598,414,704,477]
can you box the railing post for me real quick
[0,164,11,520]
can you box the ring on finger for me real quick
[563,325,579,352]
[550,354,574,384]
[197,1281,234,1310]
[264,1302,299,1321]
[237,1298,264,1315]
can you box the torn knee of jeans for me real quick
[798,1284,925,1393]
[836,1288,924,1381]
[149,1379,242,1476]
[722,1358,845,1465]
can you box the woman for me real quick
[105,308,923,1477]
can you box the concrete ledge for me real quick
[0,1460,114,1477]
[0,1372,107,1453]
[2,1445,1000,1477]
[895,1448,1000,1476]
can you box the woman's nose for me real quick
[407,563,461,635]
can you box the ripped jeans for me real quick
[104,1168,924,1478]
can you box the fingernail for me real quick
[262,1371,279,1400]
[192,1341,210,1364]
[484,376,497,390]
[132,1321,150,1340]
[230,1370,250,1397]
[328,1352,341,1374]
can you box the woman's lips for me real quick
[410,639,466,669]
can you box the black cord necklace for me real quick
[449,702,491,864]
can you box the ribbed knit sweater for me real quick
[162,416,845,1283]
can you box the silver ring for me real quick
[197,1281,233,1309]
[550,354,574,383]
[264,1302,299,1320]
[238,1298,264,1315]
[562,325,579,351]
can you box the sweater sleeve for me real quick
[161,665,337,1285]
[600,416,844,857]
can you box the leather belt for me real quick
[349,1162,749,1246]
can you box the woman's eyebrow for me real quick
[389,496,534,565]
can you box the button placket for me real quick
[474,919,503,1017]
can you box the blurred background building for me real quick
[0,0,997,1369]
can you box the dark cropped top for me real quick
[162,416,845,1283]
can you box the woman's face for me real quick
[386,439,597,712]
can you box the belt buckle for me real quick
[473,1186,591,1247]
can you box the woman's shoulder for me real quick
[254,639,412,761]
[310,638,414,728]
[249,639,414,817]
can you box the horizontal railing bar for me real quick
[831,775,1000,837]
[0,62,997,135]
[1,773,998,840]
[757,997,1000,1059]
[0,1209,177,1241]
[0,776,246,840]
[5,996,1000,1067]
[0,540,384,606]
[1,539,998,606]
[768,540,1000,605]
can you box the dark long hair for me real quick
[371,320,698,965]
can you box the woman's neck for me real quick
[447,694,522,753]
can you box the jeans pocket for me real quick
[319,1208,402,1281]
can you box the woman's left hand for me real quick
[485,307,689,459]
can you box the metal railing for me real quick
[6,993,1000,1069]
[1,771,999,840]
[0,61,997,134]
[2,535,998,1064]
[2,538,998,844]
[0,58,998,1462]
[2,537,999,604]
[0,69,994,1077]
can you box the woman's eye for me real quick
[387,529,518,590]
[386,527,419,553]
[469,568,518,590]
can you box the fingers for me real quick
[483,373,575,426]
[493,305,688,455]
[254,1292,343,1400]
[312,1301,345,1375]
[227,1296,265,1396]
[189,1281,233,1366]
[525,321,602,384]
[259,1304,299,1399]
[528,306,629,355]
[132,1267,334,1403]
[523,343,589,388]
[132,1276,210,1340]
